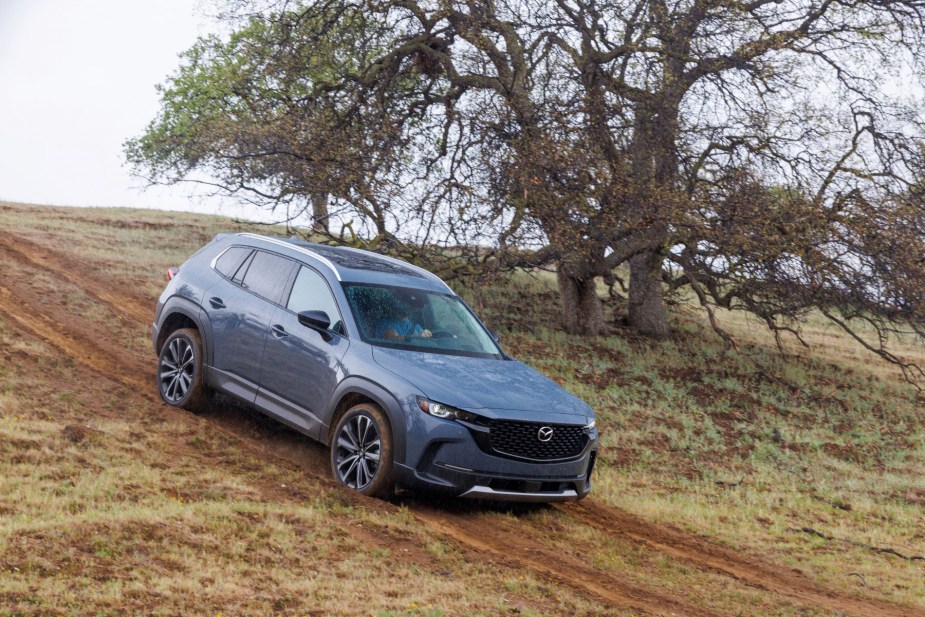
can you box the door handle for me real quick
[209,297,226,309]
[270,324,288,338]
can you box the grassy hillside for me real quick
[0,202,922,616]
[472,275,925,599]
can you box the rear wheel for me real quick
[331,404,394,498]
[157,328,211,412]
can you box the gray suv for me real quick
[152,233,598,502]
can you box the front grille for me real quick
[487,420,588,461]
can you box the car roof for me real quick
[233,233,453,293]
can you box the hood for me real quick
[372,347,591,419]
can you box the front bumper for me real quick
[396,411,598,502]
[396,448,596,502]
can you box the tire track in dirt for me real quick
[411,504,724,617]
[558,501,925,617]
[0,283,140,392]
[3,231,922,616]
[0,230,152,324]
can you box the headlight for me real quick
[584,418,596,430]
[417,398,480,423]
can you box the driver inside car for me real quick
[375,303,432,340]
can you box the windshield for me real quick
[342,283,503,359]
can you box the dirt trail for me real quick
[0,230,152,325]
[1,231,923,617]
[559,501,925,617]
[0,283,138,390]
[414,503,737,617]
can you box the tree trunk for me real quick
[311,192,330,233]
[557,269,605,335]
[628,250,669,338]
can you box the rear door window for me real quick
[241,250,296,305]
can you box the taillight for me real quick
[167,267,179,281]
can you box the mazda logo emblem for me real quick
[537,426,554,442]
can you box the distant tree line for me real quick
[126,0,925,382]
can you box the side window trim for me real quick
[232,250,256,286]
[279,261,301,311]
[211,247,346,329]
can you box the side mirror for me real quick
[298,310,331,331]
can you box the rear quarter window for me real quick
[214,247,252,278]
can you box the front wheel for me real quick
[157,328,211,412]
[330,404,394,498]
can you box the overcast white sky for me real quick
[4,2,923,227]
[0,0,268,220]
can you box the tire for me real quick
[330,403,394,498]
[157,328,211,412]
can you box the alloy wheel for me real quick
[334,414,381,490]
[159,336,195,403]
